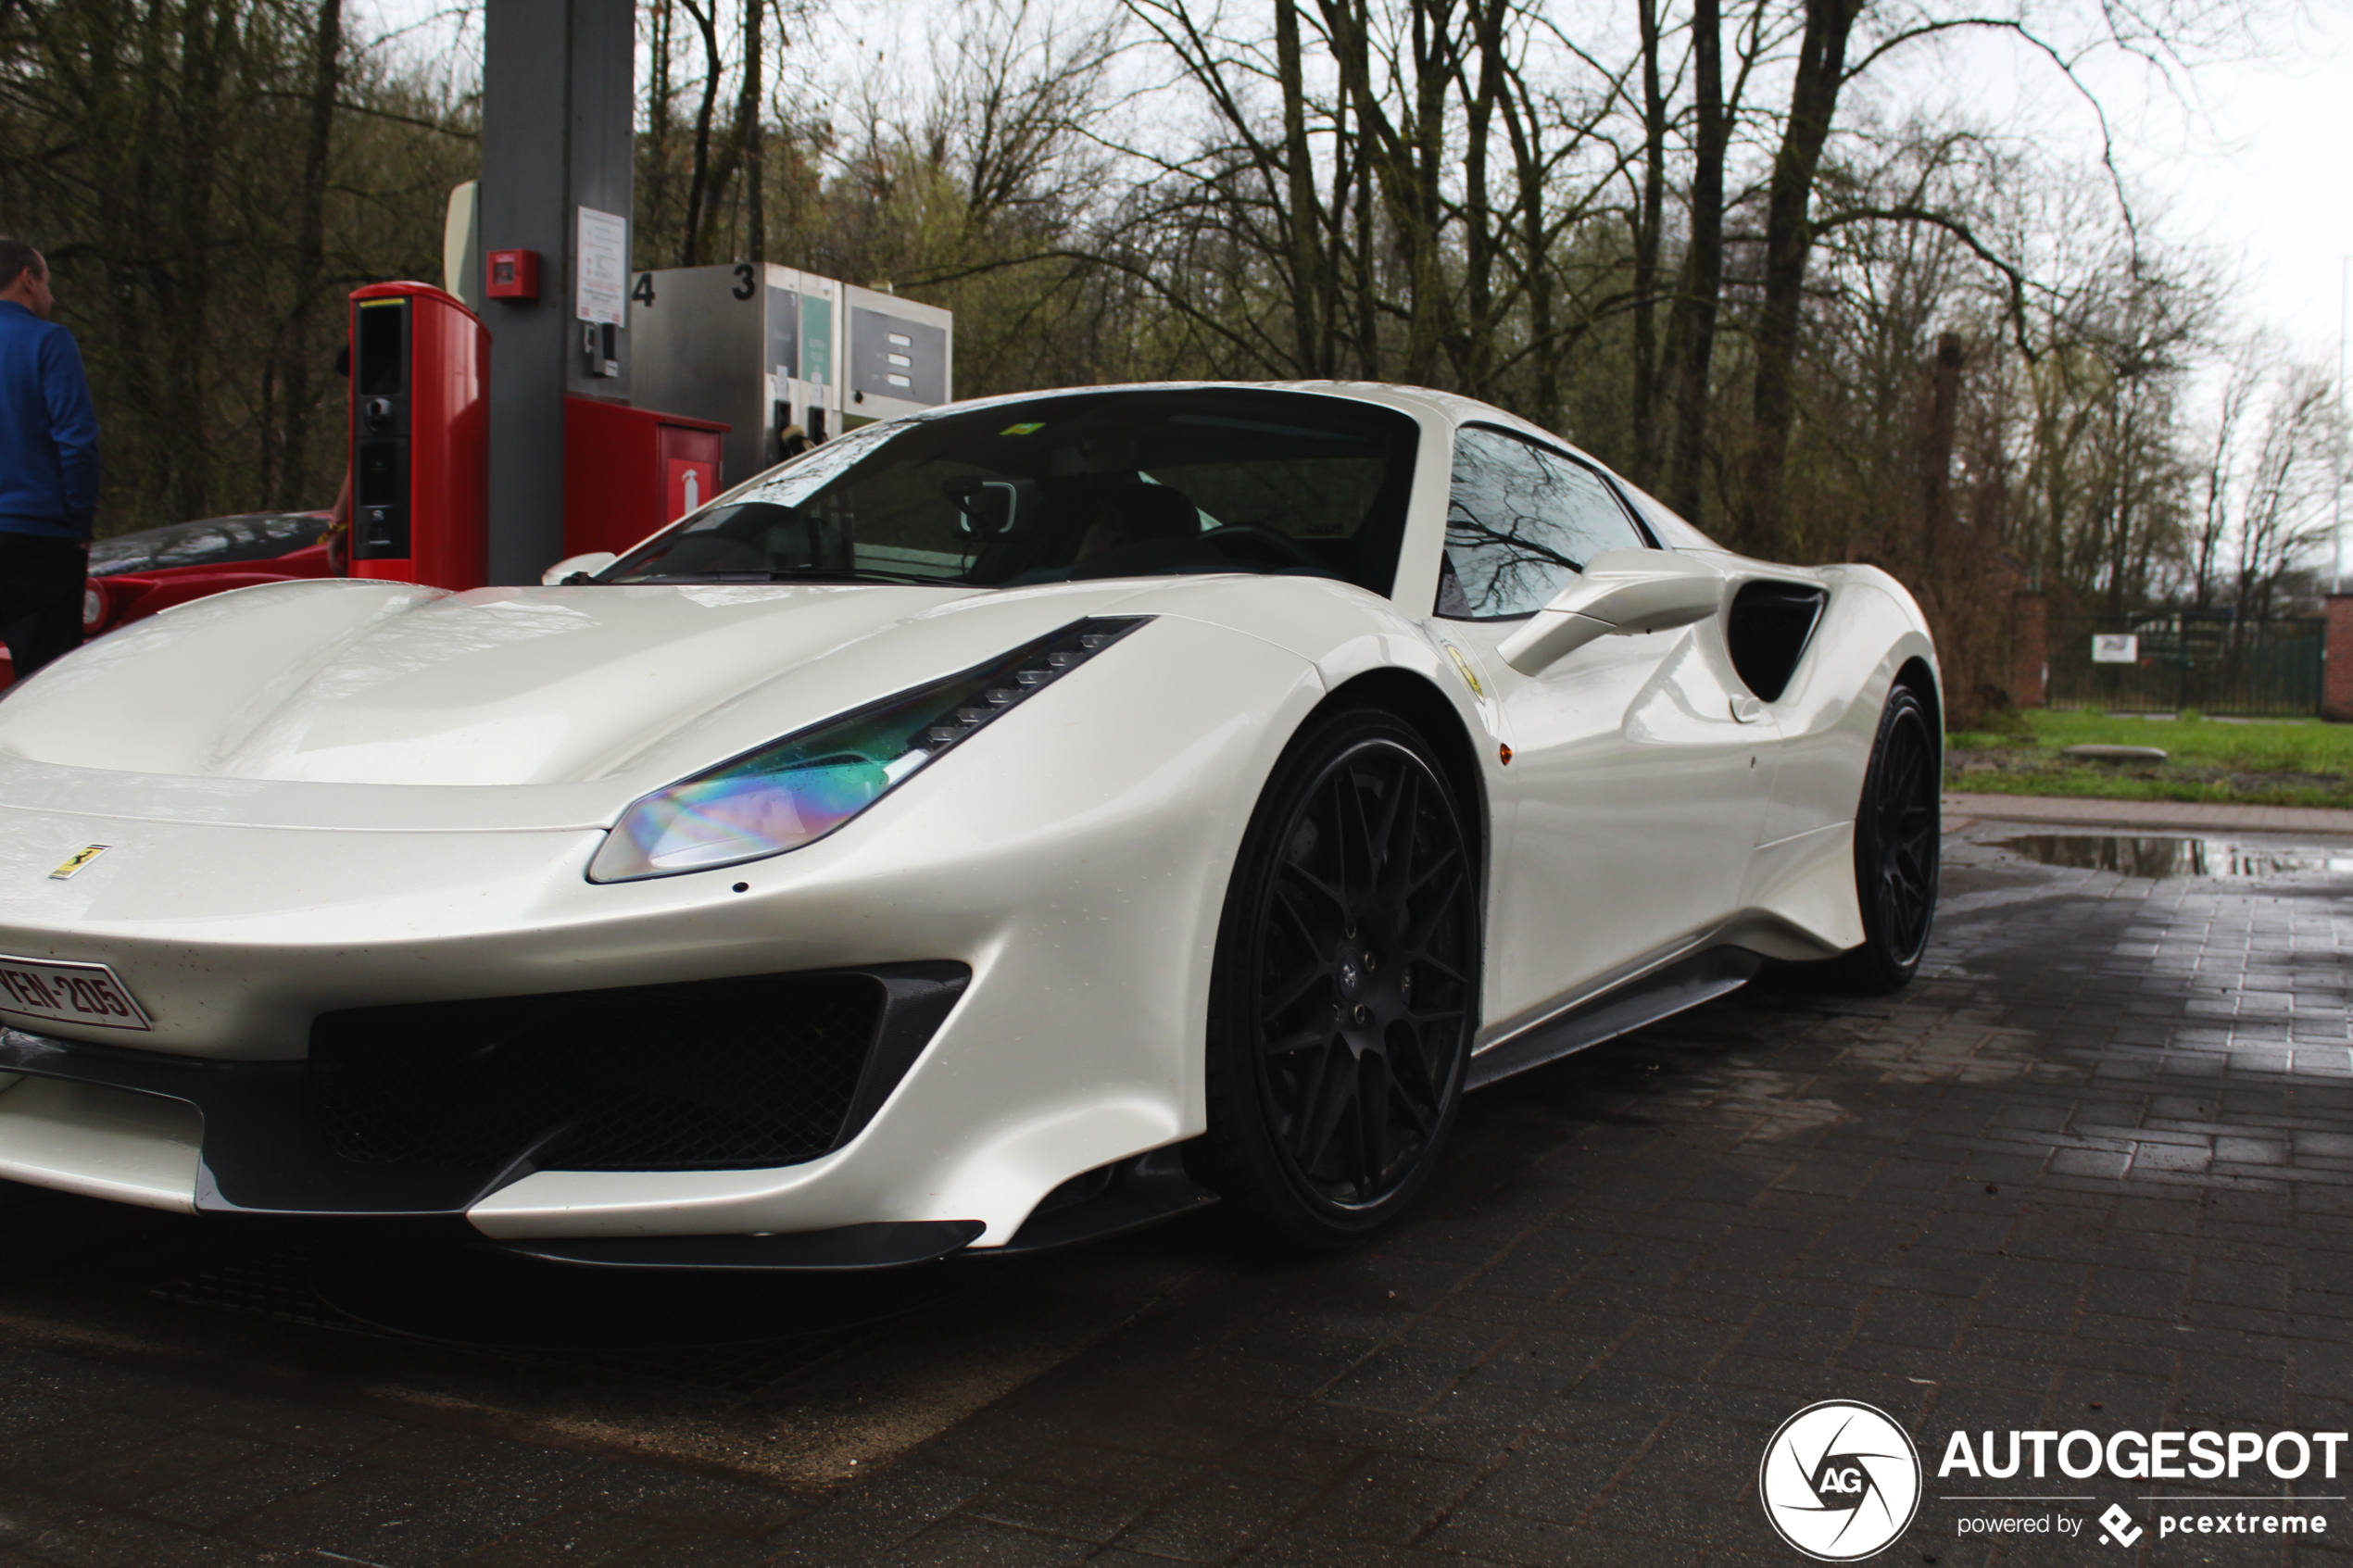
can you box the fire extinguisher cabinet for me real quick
[347,282,490,591]
[562,396,730,560]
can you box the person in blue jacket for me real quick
[0,238,99,679]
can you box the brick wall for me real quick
[2327,596,2353,722]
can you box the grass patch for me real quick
[1945,709,2353,809]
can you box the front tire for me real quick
[1823,683,1940,993]
[1190,709,1479,1251]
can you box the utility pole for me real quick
[478,0,635,585]
[1921,332,1966,577]
[2337,256,2348,594]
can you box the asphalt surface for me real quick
[0,803,2347,1566]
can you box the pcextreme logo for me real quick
[1758,1400,1924,1562]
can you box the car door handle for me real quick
[1730,696,1769,724]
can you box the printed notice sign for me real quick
[2091,633,2138,664]
[576,207,628,326]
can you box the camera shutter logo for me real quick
[1758,1400,1922,1561]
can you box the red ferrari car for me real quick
[0,512,336,690]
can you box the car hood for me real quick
[0,577,1217,802]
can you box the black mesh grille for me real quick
[308,973,883,1172]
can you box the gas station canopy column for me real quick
[478,0,635,586]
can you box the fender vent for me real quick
[1726,581,1828,703]
[308,972,884,1172]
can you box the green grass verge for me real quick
[1945,709,2353,809]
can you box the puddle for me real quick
[1998,834,2353,879]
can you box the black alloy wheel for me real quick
[1826,684,1939,993]
[1192,709,1479,1249]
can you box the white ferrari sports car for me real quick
[0,383,1939,1267]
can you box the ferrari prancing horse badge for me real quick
[48,846,109,881]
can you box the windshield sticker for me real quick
[1000,421,1045,435]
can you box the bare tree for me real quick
[677,0,726,264]
[2189,338,2265,608]
[278,0,345,510]
[2225,359,2343,620]
[0,0,473,525]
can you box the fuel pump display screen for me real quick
[352,297,411,560]
[357,303,406,397]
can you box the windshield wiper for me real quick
[767,565,943,584]
[615,567,948,586]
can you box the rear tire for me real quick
[1819,684,1940,994]
[1189,709,1479,1251]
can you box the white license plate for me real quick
[0,955,151,1032]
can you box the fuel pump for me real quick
[348,282,490,591]
[627,264,947,487]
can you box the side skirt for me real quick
[1465,945,1763,1091]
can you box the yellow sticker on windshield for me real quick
[1000,421,1045,436]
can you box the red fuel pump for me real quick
[348,282,489,591]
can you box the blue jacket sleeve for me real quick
[40,329,100,535]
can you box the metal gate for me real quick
[2049,613,2326,715]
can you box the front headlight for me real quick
[586,616,1150,883]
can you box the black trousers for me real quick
[0,533,87,680]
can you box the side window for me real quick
[1437,426,1650,619]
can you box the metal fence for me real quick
[2048,613,2327,715]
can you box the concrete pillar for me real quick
[479,0,634,585]
[2011,591,2048,709]
[2325,596,2353,722]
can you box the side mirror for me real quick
[1495,548,1723,675]
[542,550,617,585]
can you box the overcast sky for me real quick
[1915,1,2353,373]
[2179,9,2353,370]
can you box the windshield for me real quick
[601,387,1420,596]
[89,512,332,578]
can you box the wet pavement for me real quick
[0,808,2347,1565]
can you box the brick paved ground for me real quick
[0,813,2347,1566]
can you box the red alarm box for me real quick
[484,248,539,301]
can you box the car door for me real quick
[1430,425,1777,1038]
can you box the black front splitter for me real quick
[0,1017,1219,1272]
